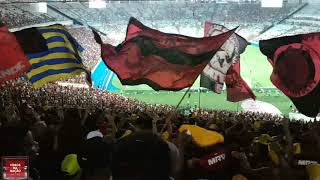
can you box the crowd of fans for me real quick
[1,79,320,180]
[255,3,320,40]
[0,1,307,40]
[256,19,320,41]
[0,4,60,28]
[49,1,298,26]
[49,1,300,42]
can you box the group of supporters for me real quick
[208,3,295,24]
[0,4,57,28]
[1,2,299,33]
[49,2,297,26]
[1,79,320,180]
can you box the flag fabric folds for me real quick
[0,25,30,84]
[201,21,255,102]
[17,24,89,88]
[14,26,48,54]
[225,61,256,102]
[260,33,320,117]
[94,17,235,91]
[201,22,240,93]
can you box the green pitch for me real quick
[240,45,274,88]
[114,91,292,116]
[110,45,293,115]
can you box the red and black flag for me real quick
[225,61,256,102]
[93,17,234,91]
[260,33,320,117]
[201,21,255,102]
[0,25,31,84]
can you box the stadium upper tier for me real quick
[284,4,320,27]
[2,2,298,36]
[0,3,69,28]
[256,4,320,40]
[48,2,298,38]
[48,2,296,23]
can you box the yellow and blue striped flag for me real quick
[26,24,89,88]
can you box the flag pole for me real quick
[175,86,192,110]
[237,102,240,112]
[160,86,192,133]
[198,87,201,109]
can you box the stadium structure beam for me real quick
[47,4,107,36]
[276,2,308,24]
[257,2,308,37]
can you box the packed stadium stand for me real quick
[48,1,300,40]
[0,3,69,28]
[1,1,320,180]
[1,1,305,40]
[256,3,320,40]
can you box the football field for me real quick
[114,90,292,115]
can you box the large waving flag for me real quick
[14,24,90,88]
[260,33,320,117]
[0,25,31,84]
[93,17,234,91]
[201,21,255,102]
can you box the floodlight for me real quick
[37,2,47,13]
[89,0,107,9]
[261,0,283,8]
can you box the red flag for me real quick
[260,33,320,117]
[0,25,30,84]
[93,17,234,91]
[225,62,256,102]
